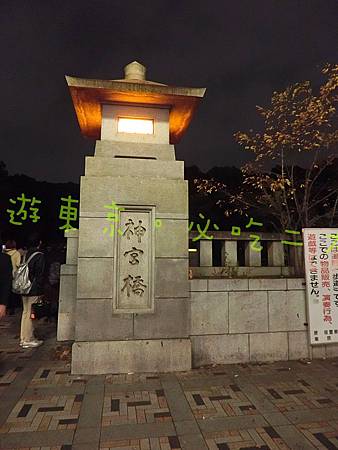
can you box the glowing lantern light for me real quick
[118,117,154,135]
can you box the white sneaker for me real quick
[22,340,43,349]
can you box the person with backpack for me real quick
[19,234,45,348]
[0,239,13,319]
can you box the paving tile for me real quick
[105,380,162,393]
[285,407,338,424]
[0,429,74,448]
[263,412,291,426]
[178,433,208,450]
[236,381,279,413]
[180,375,232,390]
[275,424,317,449]
[77,388,104,429]
[198,414,268,432]
[73,444,99,450]
[24,385,85,397]
[0,393,82,433]
[162,381,195,422]
[73,425,101,444]
[3,313,338,450]
[101,421,176,440]
[102,388,172,427]
[173,420,200,436]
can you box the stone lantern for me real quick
[58,61,205,374]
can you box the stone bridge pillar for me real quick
[59,61,205,374]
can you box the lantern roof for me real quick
[66,61,206,144]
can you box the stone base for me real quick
[57,312,75,341]
[71,339,192,374]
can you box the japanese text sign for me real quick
[303,228,338,345]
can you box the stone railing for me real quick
[189,231,303,278]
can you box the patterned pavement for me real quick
[2,315,338,449]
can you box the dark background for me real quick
[1,0,337,183]
[0,0,337,242]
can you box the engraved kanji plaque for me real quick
[113,206,155,313]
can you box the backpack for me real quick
[12,252,42,295]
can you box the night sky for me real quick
[1,0,337,183]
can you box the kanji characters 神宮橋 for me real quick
[121,274,147,297]
[123,247,144,265]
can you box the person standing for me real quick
[0,239,13,319]
[20,234,45,348]
[4,240,21,314]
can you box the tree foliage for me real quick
[196,64,338,232]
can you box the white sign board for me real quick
[303,228,338,345]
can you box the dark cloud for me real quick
[1,0,337,181]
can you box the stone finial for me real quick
[124,61,146,81]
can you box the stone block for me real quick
[221,241,237,266]
[77,258,114,298]
[207,279,249,292]
[325,344,338,358]
[59,273,77,314]
[57,312,75,341]
[155,219,188,258]
[268,241,285,266]
[268,290,307,332]
[310,345,326,359]
[207,279,228,291]
[249,332,288,362]
[282,267,293,277]
[190,292,228,335]
[155,258,189,298]
[249,279,287,291]
[288,331,310,360]
[75,299,133,341]
[245,242,261,267]
[71,339,192,374]
[85,157,184,180]
[80,176,188,217]
[229,291,268,333]
[94,140,176,160]
[243,267,282,277]
[66,236,78,264]
[191,334,249,366]
[78,218,114,257]
[228,279,249,291]
[200,240,213,267]
[60,264,77,275]
[286,278,306,290]
[64,229,79,238]
[190,279,207,292]
[134,298,189,339]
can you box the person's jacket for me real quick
[22,247,45,297]
[0,253,12,306]
[4,248,21,275]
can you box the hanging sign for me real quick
[303,228,338,345]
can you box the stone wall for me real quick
[57,230,78,341]
[59,261,338,367]
[190,278,338,366]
